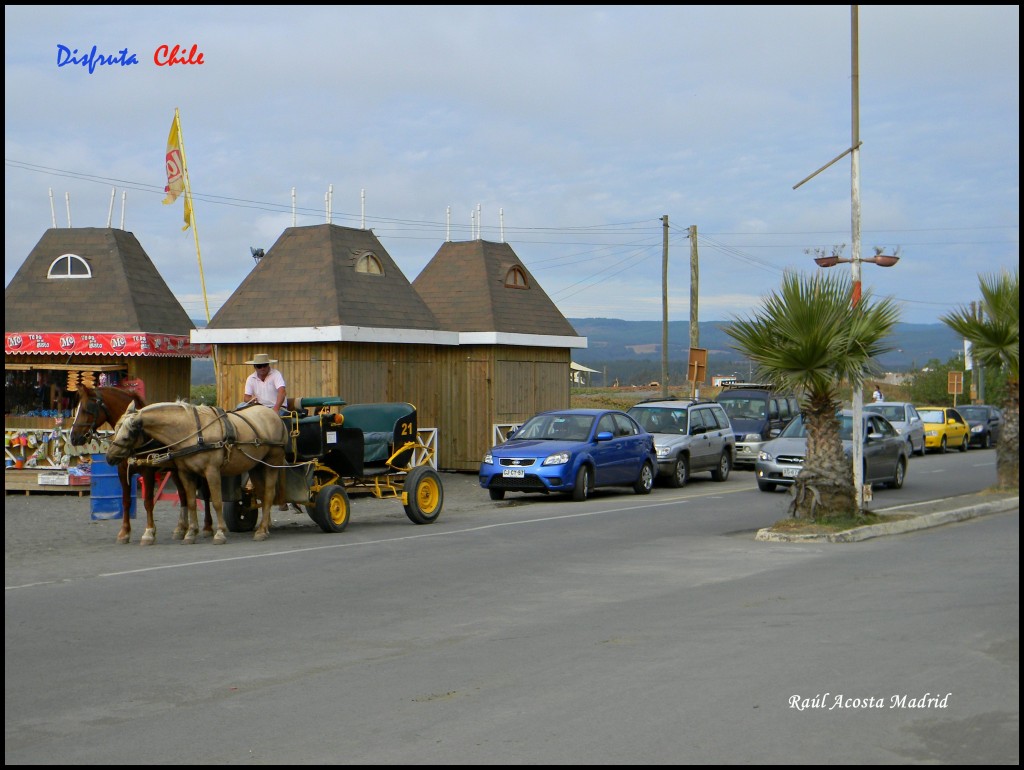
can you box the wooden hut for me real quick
[413,239,585,470]
[193,224,585,472]
[192,223,459,448]
[5,227,205,431]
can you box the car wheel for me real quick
[939,436,947,454]
[633,461,654,495]
[915,438,926,457]
[959,435,969,452]
[711,451,731,482]
[571,465,593,502]
[668,455,689,488]
[982,433,991,449]
[887,458,907,489]
[488,488,506,501]
[757,481,777,492]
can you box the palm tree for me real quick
[725,271,900,520]
[941,270,1019,490]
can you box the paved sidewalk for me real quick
[755,490,1019,543]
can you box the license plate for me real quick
[502,468,525,478]
[783,467,801,478]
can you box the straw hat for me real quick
[245,353,277,366]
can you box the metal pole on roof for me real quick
[107,187,115,227]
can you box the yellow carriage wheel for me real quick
[403,466,443,525]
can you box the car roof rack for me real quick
[632,396,713,406]
[720,382,773,390]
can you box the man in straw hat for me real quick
[242,353,295,511]
[242,353,288,415]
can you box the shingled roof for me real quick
[412,240,579,337]
[206,224,439,330]
[4,227,194,335]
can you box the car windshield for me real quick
[871,404,906,422]
[717,396,767,421]
[918,409,945,423]
[778,414,808,438]
[958,407,986,420]
[628,407,687,434]
[778,413,853,440]
[512,413,594,442]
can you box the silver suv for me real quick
[626,400,735,487]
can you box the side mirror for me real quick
[595,431,614,442]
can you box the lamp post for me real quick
[814,250,898,509]
[795,7,899,510]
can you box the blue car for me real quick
[480,408,657,502]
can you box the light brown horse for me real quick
[70,385,213,545]
[106,401,288,543]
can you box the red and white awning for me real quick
[5,332,211,357]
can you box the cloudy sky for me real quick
[5,5,1019,327]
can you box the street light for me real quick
[814,254,899,269]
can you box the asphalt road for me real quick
[4,452,1019,764]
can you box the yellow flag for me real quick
[161,113,192,231]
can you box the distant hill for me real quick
[567,318,962,384]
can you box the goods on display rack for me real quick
[4,368,125,419]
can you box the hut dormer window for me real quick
[355,252,384,275]
[47,253,92,279]
[504,266,528,289]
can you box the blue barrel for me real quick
[90,454,136,520]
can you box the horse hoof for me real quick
[172,528,185,540]
[183,535,196,545]
[201,529,214,539]
[213,531,228,545]
[116,535,130,545]
[253,530,269,542]
[140,530,156,546]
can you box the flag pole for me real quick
[172,108,211,325]
[169,107,217,373]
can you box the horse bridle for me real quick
[72,392,109,443]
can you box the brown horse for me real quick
[70,385,212,545]
[105,401,288,543]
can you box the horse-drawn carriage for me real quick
[98,390,443,544]
[221,397,443,534]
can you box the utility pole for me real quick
[972,301,984,402]
[689,225,699,398]
[661,215,669,399]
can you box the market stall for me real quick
[5,226,210,493]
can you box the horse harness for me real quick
[129,405,285,468]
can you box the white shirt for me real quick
[244,367,286,409]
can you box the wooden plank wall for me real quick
[213,342,570,473]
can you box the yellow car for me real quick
[917,406,970,453]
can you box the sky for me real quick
[4,5,1019,327]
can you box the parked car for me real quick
[479,408,657,502]
[957,404,1004,449]
[626,399,735,487]
[864,401,926,456]
[755,409,908,492]
[918,406,970,453]
[715,384,800,468]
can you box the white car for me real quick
[865,402,926,456]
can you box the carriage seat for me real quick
[338,402,417,465]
